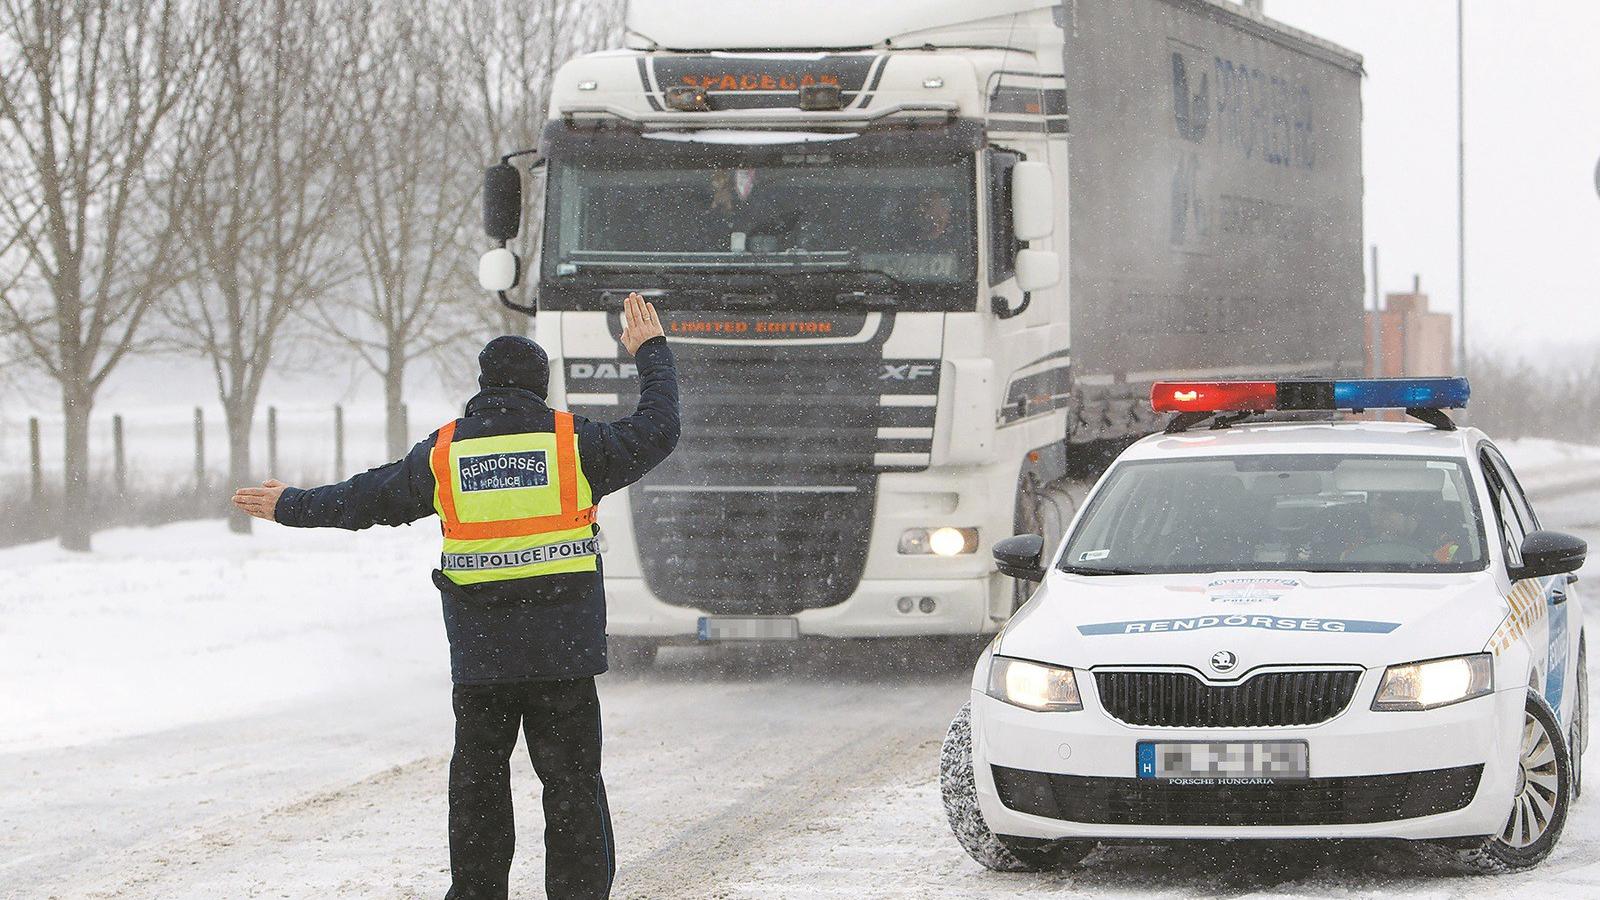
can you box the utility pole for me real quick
[1456,0,1466,379]
[1369,245,1382,376]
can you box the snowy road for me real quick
[4,462,1600,898]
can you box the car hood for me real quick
[998,569,1508,674]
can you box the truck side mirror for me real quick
[1010,161,1054,241]
[994,533,1047,581]
[1512,530,1587,581]
[483,162,523,241]
[1014,249,1060,292]
[478,247,521,292]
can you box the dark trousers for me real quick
[445,677,614,900]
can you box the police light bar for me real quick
[1151,377,1470,413]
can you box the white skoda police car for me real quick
[942,378,1588,874]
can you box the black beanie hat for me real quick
[478,335,549,397]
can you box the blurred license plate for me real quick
[696,616,800,641]
[1137,741,1308,781]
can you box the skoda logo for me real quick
[1209,650,1238,673]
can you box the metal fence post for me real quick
[112,414,126,495]
[29,417,42,502]
[193,407,205,492]
[334,404,345,478]
[267,406,278,476]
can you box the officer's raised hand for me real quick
[232,479,290,522]
[619,291,664,355]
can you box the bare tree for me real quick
[455,0,625,335]
[163,0,355,533]
[0,0,208,550]
[308,5,480,460]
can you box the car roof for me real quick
[1118,419,1488,463]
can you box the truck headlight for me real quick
[899,527,979,556]
[1371,653,1493,711]
[986,656,1082,712]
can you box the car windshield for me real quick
[1059,454,1487,575]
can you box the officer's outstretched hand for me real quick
[232,479,290,522]
[619,292,664,356]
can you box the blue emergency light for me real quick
[1328,378,1470,411]
[1153,377,1471,432]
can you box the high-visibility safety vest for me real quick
[430,411,598,586]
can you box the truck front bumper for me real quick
[604,574,996,639]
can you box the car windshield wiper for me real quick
[1059,565,1148,576]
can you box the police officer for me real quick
[232,293,677,899]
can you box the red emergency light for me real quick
[1151,381,1277,413]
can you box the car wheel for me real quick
[606,636,659,674]
[940,701,1095,872]
[1422,693,1571,873]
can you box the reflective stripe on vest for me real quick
[430,411,598,585]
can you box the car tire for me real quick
[606,636,659,674]
[1421,692,1571,874]
[940,701,1095,872]
[1573,641,1587,800]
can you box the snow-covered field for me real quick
[3,448,1600,898]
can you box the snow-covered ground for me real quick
[0,520,449,753]
[3,450,1600,898]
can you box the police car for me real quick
[941,378,1588,874]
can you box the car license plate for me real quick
[1136,741,1309,782]
[696,616,800,641]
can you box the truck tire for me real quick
[1421,692,1570,874]
[940,702,1095,872]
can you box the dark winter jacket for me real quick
[275,337,679,683]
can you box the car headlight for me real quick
[1371,653,1493,711]
[986,656,1082,712]
[899,527,979,556]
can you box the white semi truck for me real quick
[476,0,1366,660]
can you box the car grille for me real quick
[991,765,1484,827]
[1093,669,1363,728]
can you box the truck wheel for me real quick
[940,702,1094,872]
[1421,693,1570,873]
[606,636,659,674]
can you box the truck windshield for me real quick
[540,151,976,311]
[1059,455,1487,576]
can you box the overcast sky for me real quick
[1266,0,1600,356]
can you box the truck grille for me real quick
[1093,670,1362,728]
[623,332,920,615]
[991,765,1484,827]
[630,481,873,615]
[565,313,942,615]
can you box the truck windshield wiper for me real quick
[1058,565,1148,576]
[794,263,907,309]
[561,250,854,273]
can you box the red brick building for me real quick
[1366,280,1455,377]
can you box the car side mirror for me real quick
[1512,530,1587,581]
[994,533,1047,581]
